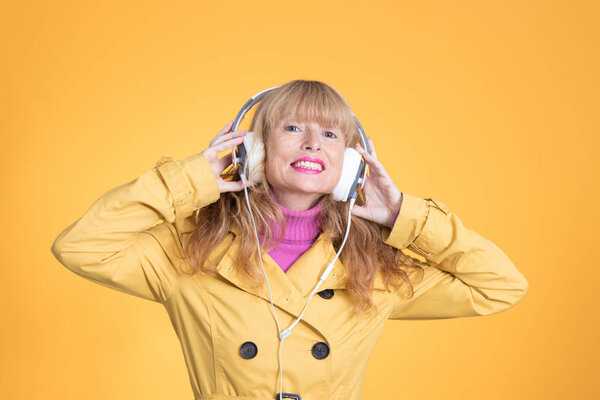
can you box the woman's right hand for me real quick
[201,120,255,193]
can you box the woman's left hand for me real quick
[351,137,403,228]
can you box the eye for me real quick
[285,125,300,132]
[324,131,337,138]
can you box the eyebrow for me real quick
[282,120,340,132]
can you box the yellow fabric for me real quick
[50,152,529,400]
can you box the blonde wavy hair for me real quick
[183,79,425,314]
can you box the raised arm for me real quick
[50,120,253,303]
[50,153,221,303]
[382,193,529,319]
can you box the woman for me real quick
[51,80,529,400]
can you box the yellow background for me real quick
[2,0,598,399]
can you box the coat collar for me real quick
[219,221,348,296]
[214,221,350,339]
[212,221,389,339]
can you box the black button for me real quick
[311,342,330,360]
[317,289,334,299]
[239,341,258,359]
[275,393,302,400]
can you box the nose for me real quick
[302,128,321,152]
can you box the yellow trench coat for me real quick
[50,152,529,400]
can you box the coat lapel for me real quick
[214,222,351,338]
[283,233,348,294]
[213,221,391,339]
[217,223,349,293]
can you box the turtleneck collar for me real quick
[261,193,323,243]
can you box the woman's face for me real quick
[265,118,346,210]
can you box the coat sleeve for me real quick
[381,192,529,319]
[50,152,221,304]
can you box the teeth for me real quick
[291,161,323,171]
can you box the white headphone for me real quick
[229,86,370,400]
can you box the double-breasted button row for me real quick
[240,341,330,360]
[317,289,334,299]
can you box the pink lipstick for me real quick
[290,156,325,175]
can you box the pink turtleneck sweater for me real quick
[259,196,323,273]
[259,194,403,273]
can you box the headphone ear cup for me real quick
[237,131,265,182]
[332,148,364,202]
[236,137,249,177]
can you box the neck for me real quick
[269,188,323,211]
[258,195,323,272]
[260,193,323,245]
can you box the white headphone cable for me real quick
[239,172,356,400]
[279,196,355,340]
[240,173,286,399]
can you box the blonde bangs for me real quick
[259,81,361,147]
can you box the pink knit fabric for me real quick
[259,195,323,273]
[258,192,404,273]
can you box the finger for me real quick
[211,135,247,153]
[218,120,234,135]
[209,121,234,144]
[212,129,246,147]
[220,179,255,193]
[368,137,377,159]
[355,144,384,170]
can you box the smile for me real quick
[291,161,324,170]
[291,161,324,174]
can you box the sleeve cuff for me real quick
[381,192,429,250]
[155,153,221,220]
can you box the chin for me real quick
[293,182,327,192]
